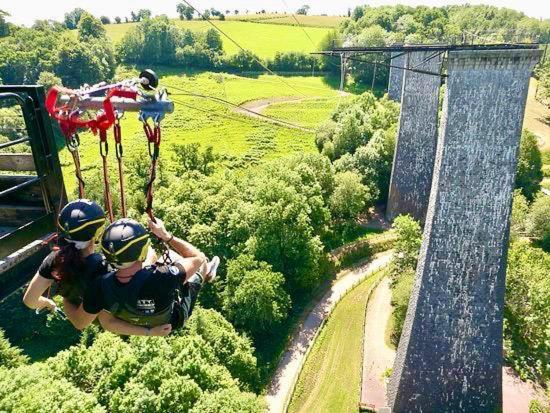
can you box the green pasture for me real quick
[288,272,384,413]
[263,96,347,128]
[228,13,347,28]
[104,20,332,58]
[59,70,341,195]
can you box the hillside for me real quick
[104,19,333,58]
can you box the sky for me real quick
[2,0,548,25]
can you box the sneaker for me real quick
[205,256,220,283]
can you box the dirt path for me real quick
[265,252,393,413]
[360,277,549,412]
[360,277,395,409]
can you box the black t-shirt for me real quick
[38,251,109,306]
[82,264,185,317]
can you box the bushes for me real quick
[0,308,264,411]
[505,241,550,384]
[268,51,320,72]
[525,194,550,250]
[515,130,543,201]
[0,329,28,369]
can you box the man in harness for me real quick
[76,217,219,336]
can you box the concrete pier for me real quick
[387,48,542,412]
[387,51,406,101]
[386,51,442,223]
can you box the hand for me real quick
[150,324,172,336]
[147,217,170,241]
[42,298,57,312]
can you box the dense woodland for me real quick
[0,3,549,412]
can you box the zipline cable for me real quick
[178,0,309,98]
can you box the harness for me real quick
[100,268,175,327]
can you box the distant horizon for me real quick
[4,0,549,27]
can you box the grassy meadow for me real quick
[288,272,384,413]
[104,19,333,58]
[226,13,347,28]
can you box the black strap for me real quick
[101,268,151,313]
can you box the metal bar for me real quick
[58,95,175,114]
[338,54,445,78]
[0,176,41,199]
[314,43,539,55]
[0,92,26,106]
[0,137,30,150]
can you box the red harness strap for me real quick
[142,120,161,221]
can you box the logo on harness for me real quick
[137,299,156,314]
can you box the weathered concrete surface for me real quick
[386,51,442,223]
[387,48,542,412]
[388,52,406,101]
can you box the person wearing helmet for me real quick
[23,199,169,337]
[76,217,219,335]
[23,199,108,324]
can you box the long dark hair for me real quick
[52,238,87,286]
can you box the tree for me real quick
[177,3,194,20]
[138,9,152,21]
[64,7,86,29]
[515,130,543,201]
[0,329,28,368]
[0,9,10,37]
[390,215,422,279]
[234,10,239,15]
[296,5,310,15]
[204,28,223,52]
[526,194,550,249]
[510,189,529,240]
[172,143,217,176]
[352,6,365,21]
[329,171,370,220]
[100,16,111,25]
[78,12,106,40]
[223,255,291,335]
[318,30,342,72]
[219,14,226,21]
[37,71,62,90]
[203,10,211,20]
[114,16,121,24]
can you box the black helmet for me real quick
[101,218,150,267]
[58,199,106,242]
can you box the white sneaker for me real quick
[205,256,220,282]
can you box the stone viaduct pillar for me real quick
[387,48,541,412]
[387,51,406,101]
[386,51,442,223]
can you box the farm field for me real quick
[288,273,382,413]
[104,20,332,58]
[59,70,342,194]
[228,13,348,28]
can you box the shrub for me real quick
[515,130,543,201]
[526,194,550,249]
[389,215,422,280]
[0,329,28,369]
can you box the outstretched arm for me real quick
[98,311,172,336]
[148,218,206,280]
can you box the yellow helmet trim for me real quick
[67,217,106,235]
[102,233,150,256]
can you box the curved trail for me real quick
[360,278,549,412]
[265,252,393,413]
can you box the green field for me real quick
[59,70,341,194]
[288,272,383,413]
[263,96,346,128]
[104,20,332,58]
[227,13,347,28]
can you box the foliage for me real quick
[223,255,291,336]
[78,12,106,40]
[64,8,86,29]
[0,329,28,369]
[317,29,342,72]
[172,143,217,176]
[37,71,62,89]
[515,130,543,201]
[0,364,105,413]
[389,269,414,347]
[190,387,266,412]
[268,51,320,72]
[388,215,422,281]
[118,16,183,66]
[329,171,370,220]
[504,241,550,384]
[177,4,195,20]
[510,190,529,241]
[526,194,550,250]
[296,5,311,16]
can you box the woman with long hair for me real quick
[23,199,170,336]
